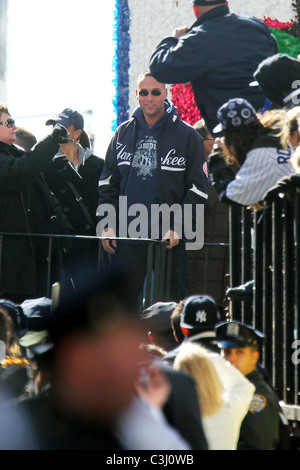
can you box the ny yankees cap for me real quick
[180,295,222,334]
[215,320,265,349]
[46,108,84,130]
[213,98,257,134]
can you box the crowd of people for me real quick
[0,0,299,450]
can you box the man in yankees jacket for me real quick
[97,70,208,308]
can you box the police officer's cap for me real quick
[214,320,265,349]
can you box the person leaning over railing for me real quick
[207,98,295,209]
[0,103,73,304]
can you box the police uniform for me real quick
[238,368,283,450]
[215,321,281,450]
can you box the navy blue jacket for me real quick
[149,5,278,133]
[98,101,208,240]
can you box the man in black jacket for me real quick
[0,104,72,303]
[97,70,208,307]
[149,0,278,133]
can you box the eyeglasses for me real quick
[138,89,163,97]
[204,138,215,141]
[0,119,15,128]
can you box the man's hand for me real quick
[172,26,188,39]
[162,230,180,249]
[101,227,117,254]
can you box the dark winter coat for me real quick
[150,5,278,132]
[238,369,280,450]
[43,150,104,274]
[0,138,73,299]
[43,150,104,236]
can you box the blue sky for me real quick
[6,0,115,158]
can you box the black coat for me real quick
[237,369,280,450]
[43,153,104,274]
[43,153,104,236]
[162,366,209,450]
[150,5,278,133]
[0,138,73,300]
[13,392,124,450]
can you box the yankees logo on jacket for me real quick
[97,99,208,239]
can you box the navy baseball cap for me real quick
[180,295,222,333]
[215,320,265,349]
[213,98,257,134]
[46,108,84,130]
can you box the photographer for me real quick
[0,103,73,303]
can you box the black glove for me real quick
[50,123,70,145]
[263,174,300,205]
[207,149,235,195]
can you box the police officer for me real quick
[215,320,282,450]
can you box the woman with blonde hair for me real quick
[263,107,300,203]
[173,343,254,450]
[278,106,300,152]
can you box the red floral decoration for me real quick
[171,83,201,125]
[263,17,294,30]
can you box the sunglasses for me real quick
[138,89,164,97]
[0,118,15,128]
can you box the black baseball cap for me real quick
[180,295,222,333]
[250,54,300,108]
[215,320,265,349]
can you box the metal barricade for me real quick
[0,232,173,309]
[228,193,300,419]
